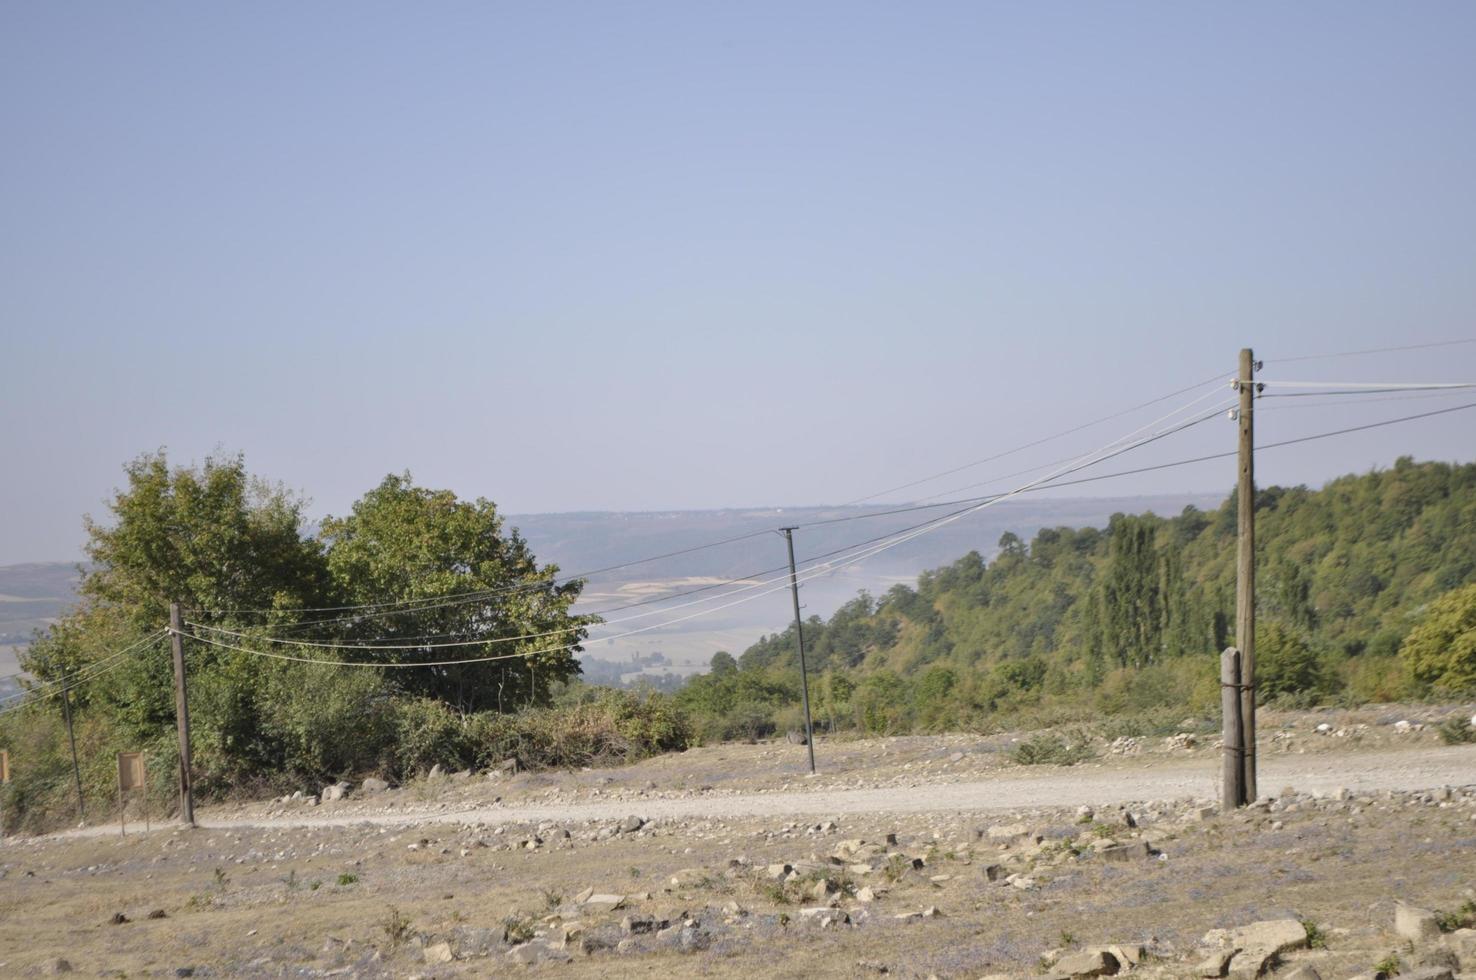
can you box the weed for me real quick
[628,866,642,879]
[503,912,536,945]
[1301,920,1328,949]
[337,872,359,887]
[211,867,229,890]
[309,880,322,891]
[381,906,412,951]
[541,888,563,911]
[1373,952,1401,976]
[1436,900,1476,932]
[1438,717,1476,745]
[284,869,299,891]
[1059,930,1077,946]
[882,854,911,883]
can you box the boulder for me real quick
[1046,949,1119,978]
[786,730,809,745]
[1399,970,1454,980]
[582,893,626,913]
[422,942,454,965]
[1201,919,1307,978]
[1098,841,1153,863]
[798,907,848,927]
[427,764,445,779]
[1195,948,1239,978]
[361,777,390,793]
[1282,967,1321,980]
[320,781,351,802]
[617,815,645,834]
[1396,905,1441,943]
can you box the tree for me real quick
[1256,620,1326,702]
[30,451,332,735]
[1400,583,1476,692]
[320,474,592,713]
[709,651,738,676]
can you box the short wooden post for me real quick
[1221,646,1246,811]
[169,604,196,827]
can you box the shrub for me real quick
[1008,732,1096,767]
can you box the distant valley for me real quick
[0,492,1221,690]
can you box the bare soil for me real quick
[3,706,1475,979]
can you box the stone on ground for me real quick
[1395,904,1442,943]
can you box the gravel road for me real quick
[57,744,1474,839]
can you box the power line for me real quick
[837,371,1230,507]
[0,631,166,712]
[186,387,1233,667]
[1258,380,1476,391]
[1272,338,1476,364]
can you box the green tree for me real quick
[321,474,592,713]
[1256,620,1327,702]
[709,651,738,676]
[1400,583,1476,692]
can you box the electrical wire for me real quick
[183,387,1233,668]
[836,371,1230,507]
[0,631,166,711]
[1272,338,1476,364]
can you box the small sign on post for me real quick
[117,751,148,835]
[0,749,10,784]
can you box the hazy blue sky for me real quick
[3,3,1475,564]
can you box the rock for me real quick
[1202,919,1307,978]
[109,912,129,925]
[799,907,849,927]
[1196,948,1239,978]
[361,777,390,793]
[948,751,965,763]
[422,942,454,964]
[855,886,877,903]
[982,864,1005,881]
[668,868,708,888]
[495,757,519,775]
[44,960,73,976]
[1076,805,1095,821]
[1048,949,1120,978]
[321,781,351,802]
[617,815,645,834]
[174,970,194,979]
[1098,841,1153,863]
[582,893,626,913]
[573,886,594,904]
[1400,970,1454,980]
[786,730,809,745]
[1413,947,1460,972]
[1282,967,1321,980]
[985,822,1033,842]
[146,909,167,920]
[621,916,664,935]
[427,764,445,779]
[765,863,793,879]
[1396,905,1441,943]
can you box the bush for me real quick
[466,689,691,771]
[1008,732,1097,766]
[390,697,472,775]
[1401,583,1476,692]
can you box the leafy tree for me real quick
[709,651,738,676]
[1256,620,1326,702]
[320,474,592,713]
[1400,583,1476,692]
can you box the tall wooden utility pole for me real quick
[1235,348,1260,802]
[780,528,817,774]
[168,603,196,827]
[61,671,85,821]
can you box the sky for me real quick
[3,2,1475,565]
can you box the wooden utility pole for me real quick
[61,671,85,821]
[168,603,195,827]
[1235,348,1259,802]
[1220,647,1245,811]
[780,528,817,774]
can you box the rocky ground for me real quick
[3,706,1476,979]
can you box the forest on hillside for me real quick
[676,457,1476,739]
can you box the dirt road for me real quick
[62,743,1476,838]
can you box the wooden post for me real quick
[1235,348,1259,802]
[1220,647,1245,811]
[168,604,196,827]
[61,671,86,822]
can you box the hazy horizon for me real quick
[5,3,1476,564]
